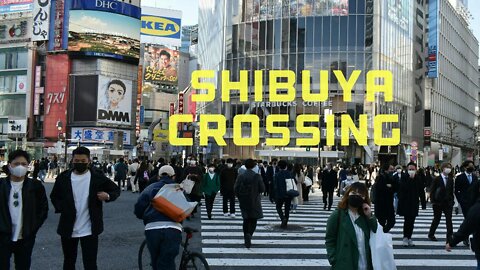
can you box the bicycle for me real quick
[138,226,210,270]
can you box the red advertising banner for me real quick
[187,88,196,122]
[44,54,69,139]
[53,0,64,51]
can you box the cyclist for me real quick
[134,165,182,270]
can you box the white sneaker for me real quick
[230,213,236,218]
[224,213,230,217]
[408,239,415,247]
[402,238,409,247]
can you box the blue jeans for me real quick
[39,169,47,182]
[145,228,182,270]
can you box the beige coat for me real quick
[293,172,305,205]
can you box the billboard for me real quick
[32,0,51,41]
[140,7,182,46]
[315,0,348,16]
[0,0,32,14]
[427,0,438,78]
[71,127,131,145]
[143,45,178,84]
[44,54,70,139]
[0,19,31,44]
[97,75,133,126]
[68,0,140,61]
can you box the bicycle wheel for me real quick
[180,252,210,270]
[138,240,151,270]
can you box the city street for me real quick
[30,179,203,270]
[28,179,476,270]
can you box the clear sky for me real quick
[141,0,480,64]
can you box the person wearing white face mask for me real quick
[428,162,455,242]
[201,164,220,220]
[397,162,426,247]
[0,150,48,270]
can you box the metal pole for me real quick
[15,137,18,150]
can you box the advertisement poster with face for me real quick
[143,46,178,84]
[97,76,132,126]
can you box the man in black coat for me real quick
[429,162,455,242]
[272,160,292,228]
[321,163,337,211]
[397,162,426,247]
[455,160,478,218]
[50,147,120,270]
[220,158,238,217]
[0,150,48,270]
[374,164,396,233]
[234,159,265,248]
[266,158,278,198]
[446,183,480,268]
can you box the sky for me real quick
[69,10,141,38]
[142,0,480,64]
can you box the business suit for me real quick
[455,172,478,217]
[266,165,277,198]
[321,169,338,210]
[429,174,455,240]
[50,169,120,270]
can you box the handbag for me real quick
[304,176,313,187]
[286,178,299,197]
[151,184,198,222]
[370,223,397,270]
[181,177,195,195]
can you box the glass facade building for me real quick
[197,0,451,164]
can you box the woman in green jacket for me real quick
[202,164,220,219]
[325,182,378,270]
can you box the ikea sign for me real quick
[141,16,181,38]
[140,7,182,46]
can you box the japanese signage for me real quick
[68,0,140,60]
[33,65,42,115]
[178,92,184,114]
[387,0,409,32]
[136,65,142,136]
[143,45,178,84]
[97,75,133,126]
[427,0,439,78]
[7,119,27,134]
[0,19,30,44]
[0,0,33,14]
[52,0,64,51]
[44,54,69,138]
[140,7,182,46]
[71,127,131,145]
[32,0,51,41]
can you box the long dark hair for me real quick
[293,163,302,177]
[136,161,149,177]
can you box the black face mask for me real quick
[73,163,89,173]
[466,167,474,173]
[348,195,364,208]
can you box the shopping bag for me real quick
[304,176,313,187]
[181,177,195,195]
[151,184,198,222]
[370,223,397,270]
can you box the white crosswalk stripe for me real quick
[199,192,477,269]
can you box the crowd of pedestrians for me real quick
[1,148,480,269]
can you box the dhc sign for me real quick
[141,16,181,39]
[71,0,141,19]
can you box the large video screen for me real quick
[68,9,140,60]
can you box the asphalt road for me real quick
[29,181,202,270]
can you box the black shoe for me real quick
[323,205,327,210]
[463,240,469,247]
[208,214,212,220]
[428,235,438,241]
[244,234,252,248]
[328,206,331,211]
[280,219,287,229]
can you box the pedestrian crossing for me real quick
[200,192,477,269]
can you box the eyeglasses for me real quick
[13,192,19,207]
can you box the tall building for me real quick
[424,0,479,166]
[197,0,434,165]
